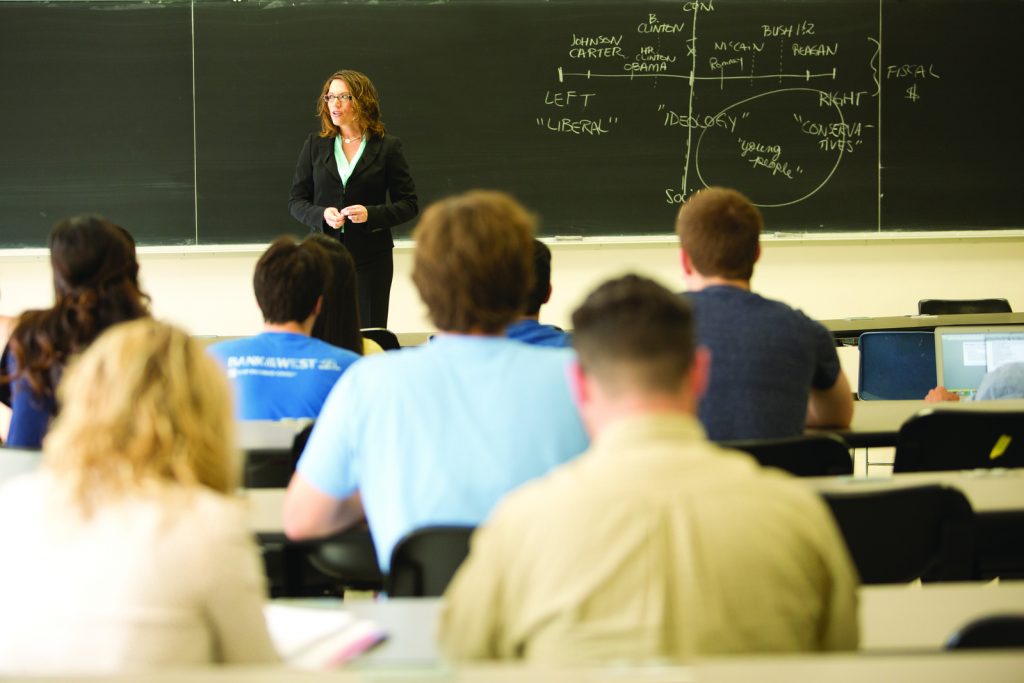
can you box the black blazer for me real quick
[288,132,418,265]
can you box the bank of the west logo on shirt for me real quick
[224,355,342,378]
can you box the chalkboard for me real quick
[1,0,1022,247]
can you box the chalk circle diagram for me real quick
[694,88,846,208]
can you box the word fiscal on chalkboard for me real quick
[0,0,1021,247]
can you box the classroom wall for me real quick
[3,236,1023,341]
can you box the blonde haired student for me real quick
[0,319,278,674]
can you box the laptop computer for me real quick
[934,325,1024,399]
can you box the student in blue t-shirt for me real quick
[505,239,572,348]
[282,191,588,572]
[208,237,360,420]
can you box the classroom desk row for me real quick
[12,651,1024,683]
[244,469,1024,534]
[235,398,1024,453]
[819,311,1024,345]
[246,466,1024,594]
[824,398,1024,448]
[316,580,1024,663]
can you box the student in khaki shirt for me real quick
[440,275,859,664]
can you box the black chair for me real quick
[721,433,853,476]
[821,484,975,584]
[386,526,475,597]
[361,327,401,351]
[305,529,386,593]
[243,448,296,488]
[857,331,936,400]
[946,614,1024,649]
[894,409,1024,472]
[918,298,1012,315]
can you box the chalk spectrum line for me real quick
[557,68,838,83]
[681,6,699,195]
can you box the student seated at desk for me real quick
[304,234,384,355]
[1,216,149,448]
[283,190,589,572]
[0,319,277,674]
[208,236,360,420]
[505,239,571,348]
[440,276,859,663]
[926,362,1024,402]
[676,188,853,440]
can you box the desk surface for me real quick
[245,467,1024,536]
[291,580,1024,665]
[7,651,1022,682]
[805,469,1024,514]
[820,312,1024,342]
[826,398,1024,448]
[236,420,310,452]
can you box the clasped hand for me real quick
[324,205,368,229]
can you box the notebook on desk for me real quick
[935,325,1024,399]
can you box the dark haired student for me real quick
[288,69,418,329]
[208,237,360,420]
[2,216,149,449]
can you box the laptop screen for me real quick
[935,325,1024,399]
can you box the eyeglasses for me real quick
[322,94,353,104]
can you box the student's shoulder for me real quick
[301,336,362,363]
[207,335,259,357]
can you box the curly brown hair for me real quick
[7,216,150,400]
[317,69,387,139]
[412,190,536,334]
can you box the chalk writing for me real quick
[539,2,938,210]
[536,116,619,135]
[544,91,596,108]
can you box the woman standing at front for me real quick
[289,70,418,329]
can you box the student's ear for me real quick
[313,295,324,318]
[568,359,590,408]
[753,244,762,264]
[680,249,694,276]
[543,284,553,306]
[689,346,711,402]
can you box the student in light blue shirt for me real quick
[208,237,359,420]
[283,191,588,571]
[926,362,1024,402]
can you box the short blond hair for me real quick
[412,190,535,333]
[44,319,237,515]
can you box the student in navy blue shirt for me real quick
[506,239,571,348]
[676,188,853,441]
[209,237,359,420]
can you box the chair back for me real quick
[919,298,1012,315]
[387,526,475,597]
[721,433,852,476]
[946,614,1024,649]
[243,448,296,488]
[361,327,401,351]
[858,331,936,400]
[821,484,975,583]
[894,409,1024,472]
[306,529,385,592]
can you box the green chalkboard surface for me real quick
[0,0,1021,246]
